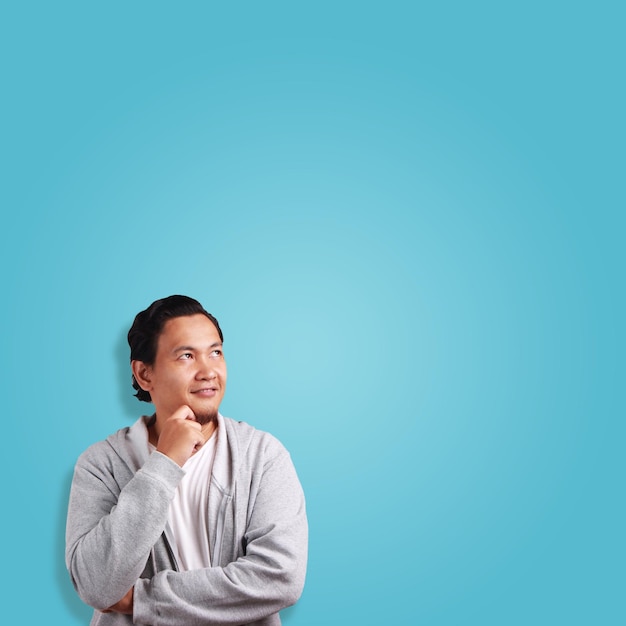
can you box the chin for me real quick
[194,409,218,426]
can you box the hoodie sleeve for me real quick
[65,443,184,610]
[132,440,308,626]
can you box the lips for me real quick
[191,387,218,397]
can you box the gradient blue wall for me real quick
[2,2,623,624]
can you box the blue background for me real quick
[2,2,623,624]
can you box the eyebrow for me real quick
[173,342,223,353]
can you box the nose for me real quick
[196,355,217,380]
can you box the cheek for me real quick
[161,370,188,391]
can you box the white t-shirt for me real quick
[166,432,217,571]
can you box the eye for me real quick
[178,352,193,360]
[211,349,223,357]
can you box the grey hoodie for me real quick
[65,414,308,626]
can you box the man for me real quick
[66,295,308,625]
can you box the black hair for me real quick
[127,295,223,403]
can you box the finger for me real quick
[170,405,195,421]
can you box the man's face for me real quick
[137,314,227,425]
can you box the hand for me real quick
[103,587,133,615]
[155,405,206,467]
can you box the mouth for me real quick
[191,387,218,397]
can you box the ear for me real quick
[131,360,154,392]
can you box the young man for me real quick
[66,295,308,625]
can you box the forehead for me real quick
[157,314,221,351]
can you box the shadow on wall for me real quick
[115,324,146,421]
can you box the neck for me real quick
[200,418,217,442]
